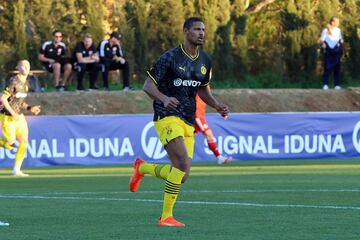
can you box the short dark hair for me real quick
[183,17,203,30]
[52,30,61,36]
[110,31,122,40]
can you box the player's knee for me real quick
[18,137,28,146]
[53,63,61,69]
[64,64,72,71]
[176,160,191,175]
[5,143,15,150]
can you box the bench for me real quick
[6,64,120,92]
[6,70,49,92]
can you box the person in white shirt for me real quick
[320,17,343,90]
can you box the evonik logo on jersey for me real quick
[141,121,167,159]
[173,78,201,87]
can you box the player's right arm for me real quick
[144,52,179,109]
[38,42,55,63]
[38,53,55,63]
[143,77,179,109]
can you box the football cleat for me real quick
[158,216,185,227]
[0,221,9,226]
[217,155,232,164]
[129,157,145,192]
[12,171,29,177]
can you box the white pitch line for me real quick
[0,194,360,211]
[16,189,360,195]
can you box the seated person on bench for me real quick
[38,30,72,91]
[73,33,100,91]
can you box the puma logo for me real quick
[178,66,186,72]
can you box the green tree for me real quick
[127,0,151,75]
[26,0,53,68]
[13,0,27,59]
[341,0,360,79]
[196,0,231,53]
[148,0,184,54]
[83,0,104,43]
[0,1,14,76]
[49,0,81,50]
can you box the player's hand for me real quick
[118,57,126,64]
[163,96,179,110]
[12,113,20,121]
[91,55,99,62]
[30,106,41,115]
[215,102,229,119]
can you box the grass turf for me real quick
[0,159,360,240]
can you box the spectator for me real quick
[320,17,343,90]
[98,31,131,91]
[38,30,72,91]
[73,33,100,91]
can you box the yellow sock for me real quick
[139,163,171,180]
[161,167,185,220]
[14,143,27,172]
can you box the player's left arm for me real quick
[197,85,229,118]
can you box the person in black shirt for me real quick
[38,30,72,91]
[73,33,100,91]
[129,17,229,227]
[98,31,130,91]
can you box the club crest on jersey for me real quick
[165,127,172,136]
[201,65,207,75]
[173,78,201,87]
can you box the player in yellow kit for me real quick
[129,17,229,227]
[0,60,41,176]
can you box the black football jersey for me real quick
[98,40,124,60]
[73,41,97,62]
[39,41,67,62]
[147,44,212,126]
[0,75,29,115]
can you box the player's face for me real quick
[53,32,62,44]
[83,37,93,48]
[331,18,339,27]
[110,37,120,46]
[18,60,30,76]
[185,21,205,46]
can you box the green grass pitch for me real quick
[1,159,360,240]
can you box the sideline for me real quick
[1,193,359,212]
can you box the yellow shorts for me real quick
[0,113,28,142]
[154,116,195,158]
